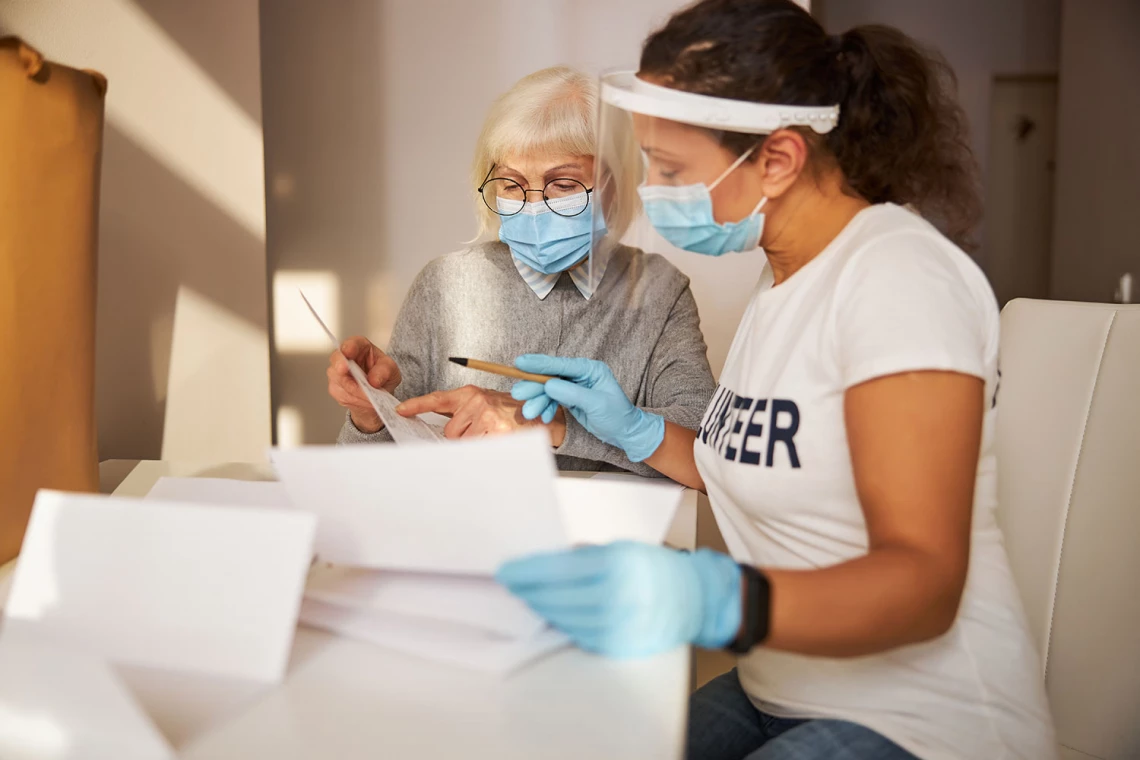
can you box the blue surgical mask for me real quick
[638,147,767,256]
[498,192,604,274]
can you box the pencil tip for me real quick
[449,357,468,367]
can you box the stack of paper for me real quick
[143,433,685,675]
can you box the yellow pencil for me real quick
[448,357,555,384]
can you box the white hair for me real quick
[469,66,635,243]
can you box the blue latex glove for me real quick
[511,355,666,462]
[496,541,742,658]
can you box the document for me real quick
[4,490,316,683]
[299,290,443,444]
[0,638,174,760]
[298,599,568,674]
[305,564,546,639]
[270,428,567,574]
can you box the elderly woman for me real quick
[327,66,715,475]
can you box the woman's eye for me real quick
[552,182,579,192]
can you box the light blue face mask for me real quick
[638,147,768,256]
[497,192,605,274]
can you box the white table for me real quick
[66,460,697,759]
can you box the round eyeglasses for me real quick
[477,165,593,218]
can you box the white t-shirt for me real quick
[693,204,1057,760]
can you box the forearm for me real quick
[759,546,964,657]
[644,421,704,490]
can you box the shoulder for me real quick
[835,204,996,314]
[409,240,515,290]
[605,244,693,292]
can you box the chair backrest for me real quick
[997,298,1140,760]
[0,38,103,564]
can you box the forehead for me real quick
[631,113,724,156]
[498,152,594,173]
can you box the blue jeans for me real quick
[687,669,919,760]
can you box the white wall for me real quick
[0,0,272,462]
[1049,0,1140,303]
[261,0,783,446]
[819,0,1061,266]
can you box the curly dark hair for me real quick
[639,0,981,249]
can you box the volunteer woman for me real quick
[496,1,1057,758]
[327,66,715,476]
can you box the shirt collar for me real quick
[511,247,610,301]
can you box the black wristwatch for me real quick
[726,564,771,654]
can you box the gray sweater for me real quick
[337,241,716,476]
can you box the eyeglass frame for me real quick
[477,164,594,218]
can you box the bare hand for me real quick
[396,385,566,446]
[326,336,401,433]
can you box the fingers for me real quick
[326,363,366,406]
[541,378,595,410]
[442,399,478,438]
[541,403,559,424]
[511,381,547,401]
[496,545,611,589]
[521,394,553,421]
[367,354,398,390]
[397,387,472,417]
[339,336,373,362]
[514,355,599,382]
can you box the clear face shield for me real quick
[589,71,839,286]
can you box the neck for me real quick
[762,177,869,285]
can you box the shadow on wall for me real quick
[95,123,268,460]
[129,0,263,126]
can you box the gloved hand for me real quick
[511,355,666,462]
[496,541,742,658]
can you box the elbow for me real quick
[913,568,967,643]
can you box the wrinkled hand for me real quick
[511,355,665,462]
[396,385,566,445]
[496,542,743,658]
[326,336,400,434]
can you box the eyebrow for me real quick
[544,163,584,176]
[641,146,683,162]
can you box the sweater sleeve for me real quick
[336,263,439,445]
[554,285,715,476]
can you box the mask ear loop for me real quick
[707,145,769,218]
[707,145,757,191]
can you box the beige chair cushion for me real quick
[998,299,1140,759]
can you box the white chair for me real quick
[997,299,1140,760]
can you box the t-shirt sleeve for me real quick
[833,232,988,389]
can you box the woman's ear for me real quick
[752,129,808,200]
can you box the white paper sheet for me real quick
[298,599,568,674]
[299,290,443,444]
[270,429,567,574]
[555,477,684,546]
[4,490,316,682]
[0,637,173,760]
[305,565,546,639]
[146,477,290,509]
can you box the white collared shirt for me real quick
[511,248,610,300]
